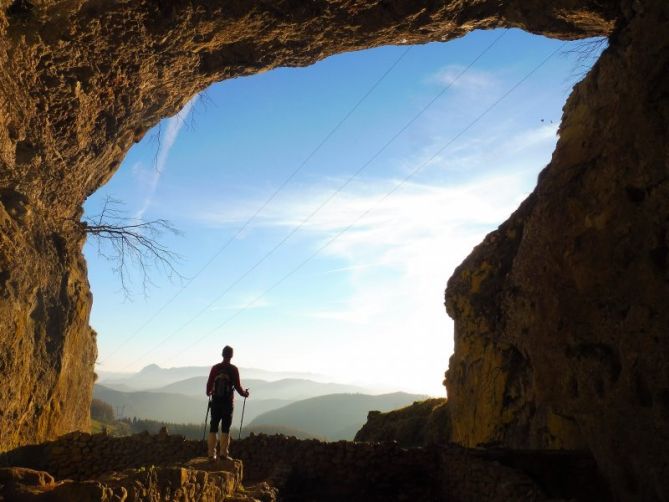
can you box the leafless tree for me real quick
[82,197,183,298]
[562,36,609,82]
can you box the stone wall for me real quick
[232,435,439,501]
[0,430,204,481]
[231,434,608,502]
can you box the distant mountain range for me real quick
[249,392,428,440]
[152,376,370,401]
[94,385,207,424]
[94,384,291,429]
[94,372,377,429]
[94,365,427,440]
[98,364,330,391]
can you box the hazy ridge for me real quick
[95,364,428,440]
[97,364,331,392]
[249,392,428,440]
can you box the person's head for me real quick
[222,345,234,360]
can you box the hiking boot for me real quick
[207,432,218,460]
[219,432,233,460]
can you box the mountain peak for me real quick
[139,364,162,374]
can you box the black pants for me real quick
[209,399,234,433]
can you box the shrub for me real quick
[91,398,115,423]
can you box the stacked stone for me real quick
[42,431,204,480]
[231,434,610,501]
[232,434,439,500]
[438,448,550,501]
[233,434,432,478]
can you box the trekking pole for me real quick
[202,396,211,442]
[238,390,248,440]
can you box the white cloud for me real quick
[400,121,559,181]
[134,98,196,220]
[427,65,498,92]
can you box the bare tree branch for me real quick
[562,36,608,82]
[81,196,183,299]
[149,122,163,171]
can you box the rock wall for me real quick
[445,1,669,500]
[0,199,96,452]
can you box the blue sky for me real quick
[86,28,604,396]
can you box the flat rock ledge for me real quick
[0,458,276,502]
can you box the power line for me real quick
[163,41,565,364]
[120,30,510,371]
[121,30,510,370]
[101,45,413,361]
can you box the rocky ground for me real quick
[0,458,276,502]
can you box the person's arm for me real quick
[233,367,249,397]
[206,366,216,396]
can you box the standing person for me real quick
[206,345,249,461]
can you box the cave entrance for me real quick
[86,28,605,423]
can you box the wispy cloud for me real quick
[427,65,498,92]
[423,122,559,176]
[195,124,554,231]
[134,98,196,220]
[210,295,271,312]
[249,171,530,392]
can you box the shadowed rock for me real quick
[354,398,450,447]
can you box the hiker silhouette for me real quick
[205,345,249,461]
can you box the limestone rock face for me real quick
[0,196,96,451]
[445,1,669,499]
